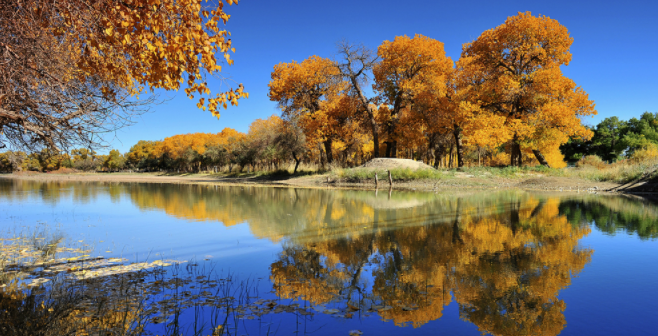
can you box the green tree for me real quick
[591,117,628,161]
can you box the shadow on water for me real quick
[1,179,658,335]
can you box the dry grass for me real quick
[565,157,658,183]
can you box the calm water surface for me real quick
[1,179,657,335]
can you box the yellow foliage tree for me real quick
[373,34,453,157]
[461,12,596,167]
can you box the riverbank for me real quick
[0,169,624,193]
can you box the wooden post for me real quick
[388,170,393,186]
[375,173,379,188]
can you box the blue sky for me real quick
[109,0,658,153]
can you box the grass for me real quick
[564,157,658,184]
[332,167,447,182]
[331,164,566,182]
[335,157,658,185]
[458,165,560,178]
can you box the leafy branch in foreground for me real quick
[0,0,247,152]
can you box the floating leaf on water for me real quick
[349,330,363,336]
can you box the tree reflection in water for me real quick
[2,179,657,335]
[270,196,593,335]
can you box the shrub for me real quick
[47,167,79,174]
[631,144,658,162]
[576,155,607,169]
[489,152,510,167]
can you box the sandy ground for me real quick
[360,158,435,170]
[0,170,623,194]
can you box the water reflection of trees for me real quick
[559,196,658,239]
[3,180,658,334]
[2,180,656,242]
[270,197,593,335]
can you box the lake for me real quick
[1,179,657,335]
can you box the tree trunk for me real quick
[347,70,381,159]
[292,152,301,173]
[386,95,403,158]
[532,149,551,167]
[318,142,326,167]
[448,143,454,168]
[369,111,380,158]
[453,126,464,168]
[324,138,333,164]
[385,142,392,158]
[434,144,444,169]
[510,133,522,167]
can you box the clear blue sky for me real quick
[109,0,658,153]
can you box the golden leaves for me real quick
[38,0,247,116]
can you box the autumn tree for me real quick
[103,149,125,172]
[373,34,453,157]
[126,141,159,170]
[461,12,596,166]
[269,56,345,164]
[275,117,308,173]
[71,148,100,171]
[335,42,382,158]
[245,115,284,170]
[0,0,246,152]
[0,151,27,172]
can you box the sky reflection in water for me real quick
[0,179,657,335]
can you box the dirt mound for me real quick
[360,158,435,170]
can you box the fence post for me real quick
[375,173,379,188]
[388,170,393,186]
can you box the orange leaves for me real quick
[374,34,453,112]
[458,12,596,162]
[262,12,593,167]
[155,130,244,161]
[41,0,246,116]
[268,55,353,155]
[464,11,573,71]
[268,56,340,112]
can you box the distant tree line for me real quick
[2,112,657,174]
[0,148,125,173]
[0,115,306,174]
[561,112,658,163]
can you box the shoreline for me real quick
[0,171,625,194]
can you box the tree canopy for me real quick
[0,0,247,151]
[268,12,596,168]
